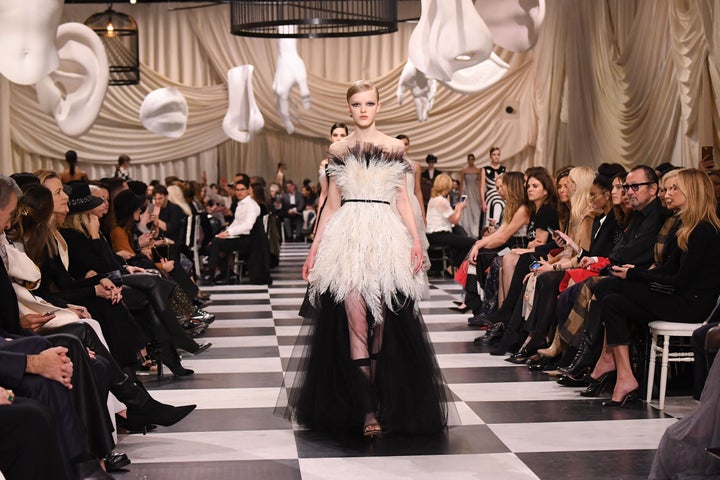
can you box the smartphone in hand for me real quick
[42,308,60,317]
[460,194,468,203]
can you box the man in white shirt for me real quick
[204,178,260,283]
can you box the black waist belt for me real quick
[342,199,390,205]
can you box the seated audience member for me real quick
[280,179,305,242]
[554,167,670,381]
[204,177,260,283]
[151,184,187,245]
[7,177,198,428]
[587,169,720,407]
[425,173,475,268]
[0,390,69,480]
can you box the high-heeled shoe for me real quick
[537,330,565,358]
[116,415,158,434]
[449,304,471,313]
[557,374,590,387]
[452,300,464,307]
[363,422,382,438]
[580,371,616,397]
[505,350,531,364]
[126,398,196,429]
[152,345,195,377]
[602,389,639,408]
[185,342,212,356]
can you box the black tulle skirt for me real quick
[279,291,450,436]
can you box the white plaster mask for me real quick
[0,0,63,85]
[140,87,189,138]
[223,65,265,143]
[34,22,109,137]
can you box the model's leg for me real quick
[344,289,379,433]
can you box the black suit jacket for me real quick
[421,168,442,181]
[281,192,305,216]
[588,212,619,258]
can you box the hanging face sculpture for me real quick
[0,0,63,85]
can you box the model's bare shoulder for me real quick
[328,140,348,157]
[379,135,406,155]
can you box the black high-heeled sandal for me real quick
[602,389,639,408]
[580,371,616,397]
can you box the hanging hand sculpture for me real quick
[272,34,311,135]
[397,58,437,123]
[223,65,265,143]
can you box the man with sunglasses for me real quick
[553,166,671,381]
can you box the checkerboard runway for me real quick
[116,243,675,480]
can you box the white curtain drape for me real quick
[1,1,718,184]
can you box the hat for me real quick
[140,87,188,138]
[66,181,103,214]
[127,180,148,197]
[113,189,146,222]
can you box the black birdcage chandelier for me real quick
[84,5,140,85]
[229,0,398,38]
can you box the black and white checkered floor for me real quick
[116,243,681,480]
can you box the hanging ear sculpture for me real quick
[34,22,109,137]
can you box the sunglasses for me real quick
[621,182,655,192]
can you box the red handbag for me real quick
[454,259,469,287]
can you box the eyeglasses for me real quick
[621,182,655,192]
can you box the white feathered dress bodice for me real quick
[308,145,427,323]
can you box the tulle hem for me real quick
[278,291,453,436]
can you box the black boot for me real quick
[112,374,196,430]
[153,345,195,377]
[558,306,603,378]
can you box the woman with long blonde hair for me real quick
[425,173,475,270]
[590,168,720,407]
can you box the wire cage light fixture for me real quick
[229,0,398,38]
[84,5,140,85]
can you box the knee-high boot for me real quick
[559,302,603,378]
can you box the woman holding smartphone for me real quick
[426,174,476,270]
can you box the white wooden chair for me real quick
[646,295,720,410]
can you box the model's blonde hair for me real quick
[431,174,452,198]
[346,80,379,103]
[675,169,720,250]
[568,166,595,235]
[501,171,528,224]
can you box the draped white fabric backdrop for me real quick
[0,0,718,184]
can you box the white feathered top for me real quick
[308,144,427,323]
